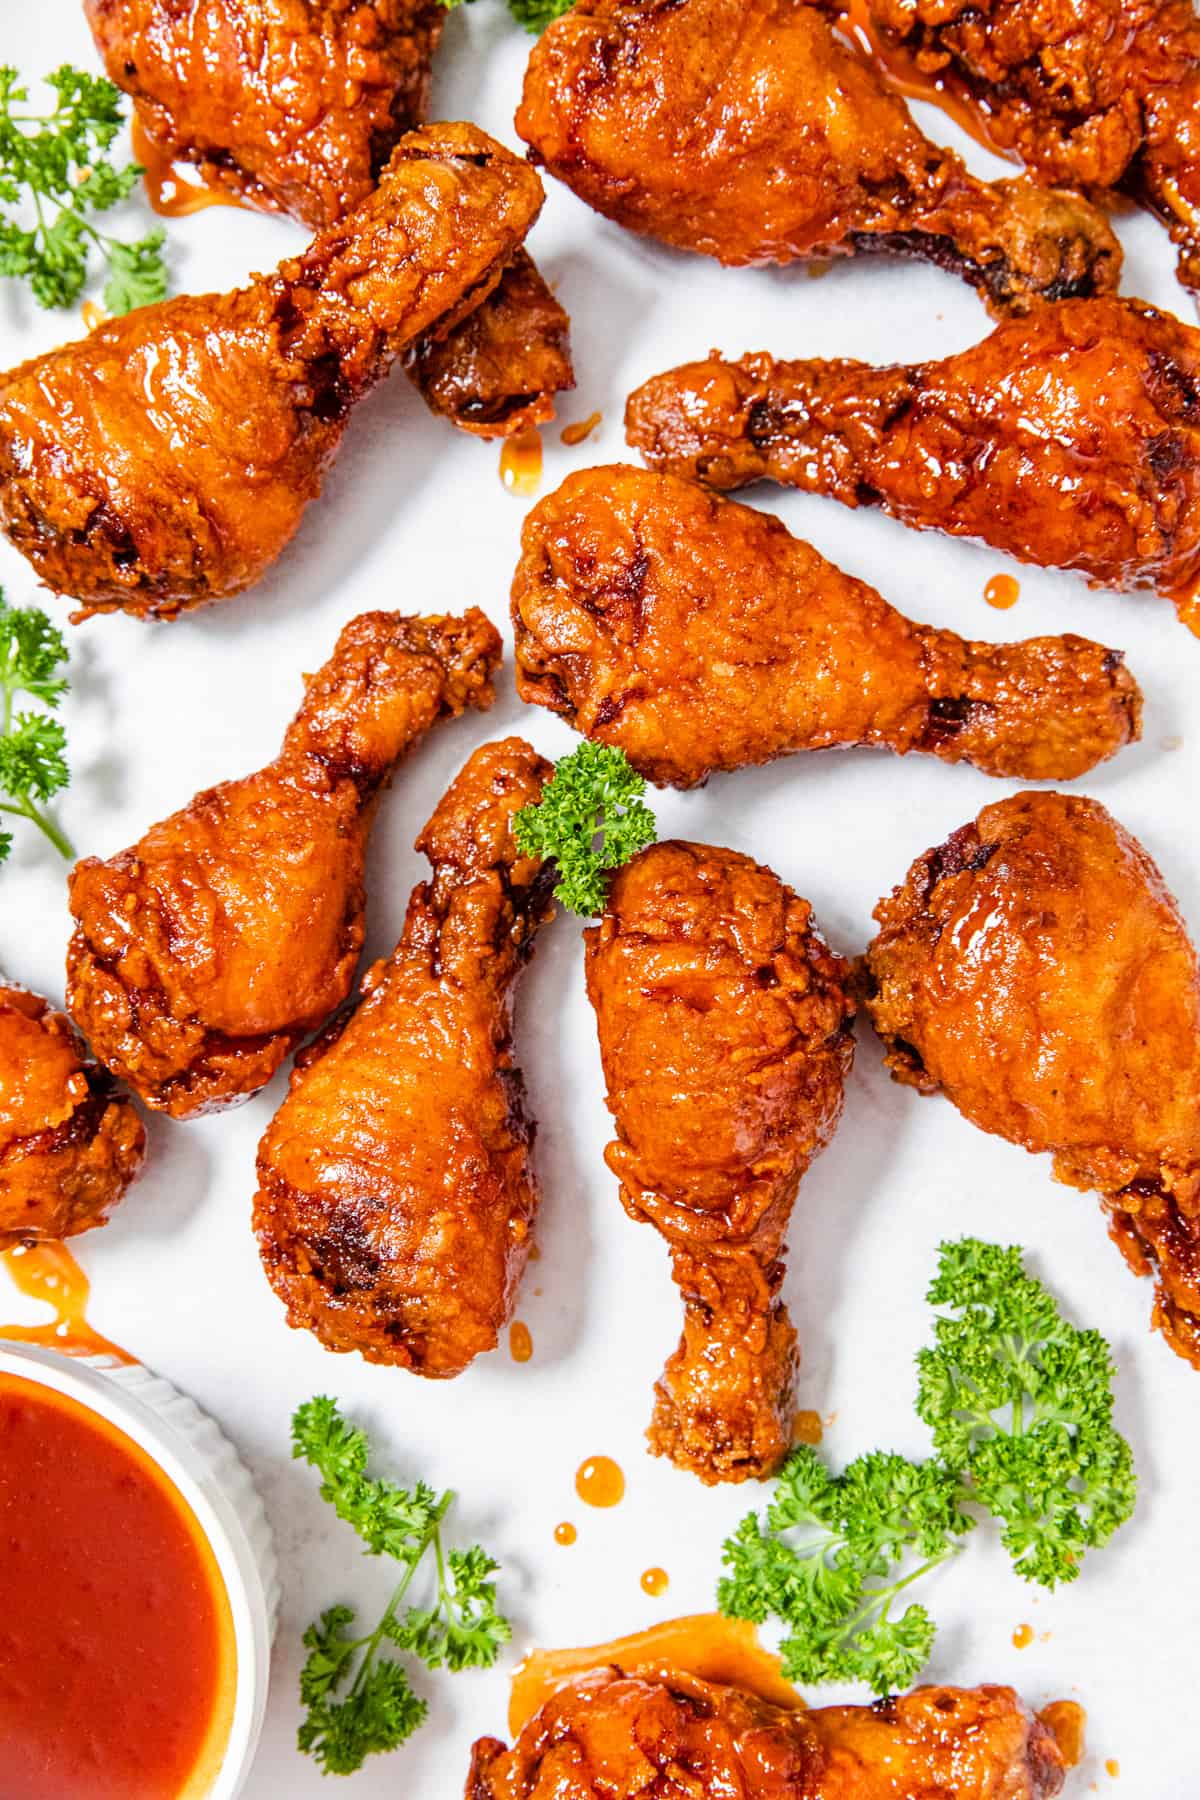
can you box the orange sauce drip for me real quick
[1012,1623,1034,1649]
[640,1567,669,1597]
[1106,1760,1121,1779]
[560,411,602,447]
[1039,1701,1087,1770]
[984,573,1020,610]
[81,301,109,332]
[500,428,543,497]
[841,0,1008,157]
[508,1614,804,1737]
[1,1243,133,1364]
[575,1455,625,1508]
[509,1321,533,1363]
[791,1408,824,1446]
[554,1521,577,1546]
[132,116,245,219]
[1176,590,1200,638]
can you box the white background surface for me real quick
[2,6,1199,1795]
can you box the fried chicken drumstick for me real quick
[628,297,1200,633]
[467,1668,1071,1799]
[254,738,554,1376]
[516,0,1120,318]
[0,123,542,619]
[514,467,1140,785]
[84,0,573,439]
[865,791,1200,1368]
[847,0,1200,300]
[67,609,501,1119]
[585,842,854,1482]
[0,983,145,1247]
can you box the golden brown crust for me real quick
[516,0,1120,316]
[466,1668,1068,1799]
[626,296,1200,620]
[864,790,1200,1366]
[853,0,1200,294]
[0,124,543,619]
[253,738,555,1377]
[0,984,145,1247]
[66,609,501,1119]
[513,465,1141,786]
[585,841,853,1482]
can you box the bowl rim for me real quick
[0,1340,274,1800]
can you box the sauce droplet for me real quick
[509,1321,533,1363]
[1038,1701,1086,1770]
[132,116,245,218]
[554,1521,577,1546]
[1012,1623,1034,1649]
[1106,1760,1120,1779]
[500,427,543,497]
[806,260,833,280]
[791,1408,824,1446]
[640,1567,669,1597]
[560,410,602,446]
[984,573,1020,610]
[81,300,109,332]
[1,1242,133,1363]
[575,1454,625,1508]
[508,1614,803,1738]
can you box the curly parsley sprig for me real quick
[0,64,167,313]
[514,741,657,915]
[0,597,72,865]
[719,1239,1136,1696]
[439,0,573,33]
[292,1397,511,1776]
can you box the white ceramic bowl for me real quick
[0,1342,279,1799]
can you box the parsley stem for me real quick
[349,1522,441,1701]
[0,797,73,860]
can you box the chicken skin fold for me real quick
[513,467,1141,786]
[865,791,1200,1368]
[585,842,854,1482]
[0,982,145,1248]
[254,738,554,1377]
[0,123,543,619]
[67,609,501,1119]
[467,1668,1070,1800]
[84,0,574,439]
[627,297,1200,633]
[516,0,1120,318]
[847,0,1200,299]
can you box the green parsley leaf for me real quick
[0,595,71,865]
[438,0,573,32]
[514,741,657,915]
[0,63,169,314]
[292,1396,510,1775]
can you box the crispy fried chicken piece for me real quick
[66,610,500,1119]
[254,738,554,1376]
[585,842,853,1482]
[467,1668,1070,1799]
[513,466,1141,786]
[0,123,542,619]
[85,0,574,440]
[848,0,1200,299]
[515,0,1120,318]
[0,983,145,1248]
[865,791,1200,1368]
[627,297,1200,632]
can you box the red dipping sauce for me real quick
[0,1372,236,1799]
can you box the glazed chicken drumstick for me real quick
[0,123,542,618]
[67,609,501,1118]
[848,0,1200,300]
[585,842,854,1483]
[514,467,1141,785]
[627,296,1200,632]
[84,0,574,439]
[0,983,144,1247]
[516,0,1120,317]
[467,1668,1072,1799]
[254,738,554,1377]
[865,791,1200,1368]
